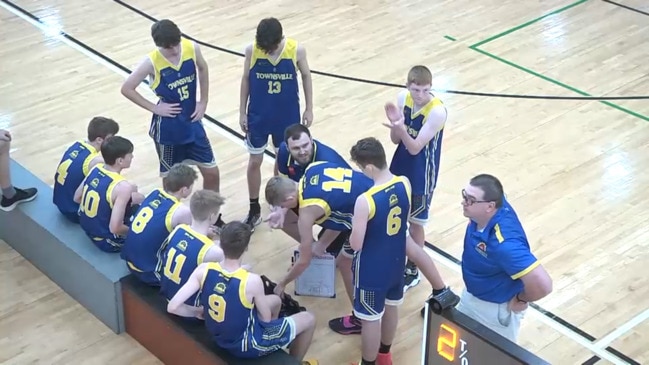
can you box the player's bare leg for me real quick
[360,318,382,363]
[198,165,220,192]
[287,311,317,361]
[244,153,263,232]
[336,254,355,304]
[404,222,425,291]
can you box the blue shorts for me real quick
[409,193,433,225]
[127,266,160,286]
[61,211,80,224]
[224,316,297,358]
[90,235,126,253]
[153,127,216,176]
[352,260,405,321]
[245,114,300,154]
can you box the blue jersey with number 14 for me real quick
[53,141,98,216]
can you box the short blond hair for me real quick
[190,190,226,221]
[265,176,297,206]
[406,65,432,86]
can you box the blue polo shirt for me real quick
[276,139,350,182]
[461,199,539,304]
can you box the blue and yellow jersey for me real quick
[461,199,539,303]
[159,224,214,305]
[298,161,374,231]
[276,139,350,182]
[78,165,125,240]
[199,262,256,349]
[354,176,411,287]
[121,188,182,279]
[53,141,99,216]
[247,38,300,123]
[389,92,446,196]
[148,37,199,145]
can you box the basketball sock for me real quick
[2,186,16,199]
[406,259,417,269]
[379,343,391,354]
[432,286,447,295]
[361,358,376,365]
[249,198,260,214]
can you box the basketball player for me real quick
[167,221,318,364]
[53,117,120,223]
[120,19,225,229]
[239,17,314,232]
[348,137,410,365]
[121,163,198,286]
[74,136,144,253]
[384,65,447,292]
[159,189,226,306]
[0,129,37,212]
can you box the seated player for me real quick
[167,221,318,364]
[121,163,198,286]
[159,189,226,305]
[74,136,144,252]
[348,137,411,365]
[53,117,119,223]
[0,129,37,211]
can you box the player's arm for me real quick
[168,263,207,318]
[109,182,134,236]
[73,175,90,204]
[87,155,104,172]
[203,244,224,263]
[349,195,370,252]
[389,90,407,144]
[248,273,273,322]
[397,106,446,155]
[296,46,313,117]
[495,238,553,302]
[171,204,193,227]
[120,57,157,113]
[195,43,209,105]
[238,45,253,131]
[279,205,322,287]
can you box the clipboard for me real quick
[292,250,336,298]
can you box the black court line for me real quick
[602,0,649,16]
[1,1,641,364]
[582,355,602,365]
[110,0,649,102]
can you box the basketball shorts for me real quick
[224,316,297,358]
[153,135,217,176]
[317,229,350,257]
[91,235,126,253]
[410,193,434,225]
[61,211,80,224]
[127,265,160,287]
[352,261,405,321]
[245,113,300,154]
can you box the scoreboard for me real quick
[422,299,551,365]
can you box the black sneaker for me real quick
[420,287,460,317]
[242,211,261,233]
[403,265,421,292]
[211,214,226,235]
[0,187,38,212]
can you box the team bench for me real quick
[121,274,301,365]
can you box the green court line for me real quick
[444,35,457,41]
[470,0,590,48]
[470,47,649,122]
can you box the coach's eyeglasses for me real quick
[462,189,492,206]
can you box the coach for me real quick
[457,174,553,343]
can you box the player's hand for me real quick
[302,109,313,127]
[0,129,11,142]
[239,113,248,133]
[191,100,207,122]
[264,205,286,229]
[273,282,286,298]
[384,102,402,123]
[195,306,205,320]
[153,102,182,118]
[508,296,529,313]
[207,227,218,240]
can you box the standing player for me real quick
[167,221,318,364]
[239,17,314,232]
[121,163,198,286]
[74,136,144,253]
[348,137,410,365]
[53,116,120,223]
[120,19,225,229]
[0,129,38,212]
[159,189,226,306]
[384,65,447,292]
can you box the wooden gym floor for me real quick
[1,0,648,364]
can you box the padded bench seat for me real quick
[121,274,301,365]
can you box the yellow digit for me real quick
[163,247,187,284]
[131,207,154,234]
[437,323,458,361]
[386,206,402,236]
[177,85,189,101]
[56,159,73,185]
[208,294,227,323]
[267,81,281,94]
[321,167,352,193]
[80,187,101,218]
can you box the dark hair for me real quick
[283,123,311,143]
[219,221,252,259]
[469,174,504,208]
[87,117,119,142]
[163,163,198,192]
[151,19,181,48]
[350,137,387,170]
[255,17,283,53]
[101,136,134,165]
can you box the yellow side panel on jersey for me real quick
[250,38,298,69]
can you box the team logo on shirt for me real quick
[475,242,487,257]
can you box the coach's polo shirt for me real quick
[276,139,350,182]
[461,199,539,304]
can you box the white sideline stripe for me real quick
[593,308,649,350]
[0,3,635,364]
